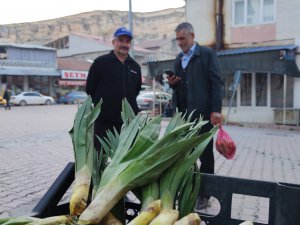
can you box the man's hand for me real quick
[210,112,222,126]
[167,75,181,86]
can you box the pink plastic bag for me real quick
[215,126,236,159]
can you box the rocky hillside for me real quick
[0,7,185,45]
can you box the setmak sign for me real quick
[61,70,88,80]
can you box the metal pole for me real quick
[225,70,241,125]
[283,74,287,125]
[128,0,134,58]
[152,78,156,116]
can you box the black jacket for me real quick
[86,51,141,122]
[3,89,11,100]
[172,43,222,120]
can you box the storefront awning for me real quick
[217,45,300,77]
[146,59,174,79]
[0,67,60,76]
[147,45,300,78]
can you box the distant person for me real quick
[86,27,142,152]
[3,86,12,110]
[167,22,223,210]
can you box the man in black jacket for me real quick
[167,22,223,210]
[86,27,142,152]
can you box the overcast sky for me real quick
[0,0,185,25]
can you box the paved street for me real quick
[1,105,300,223]
[0,105,77,217]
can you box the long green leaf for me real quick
[99,114,143,187]
[69,96,95,171]
[121,116,161,162]
[121,98,136,126]
[177,165,201,217]
[118,134,213,189]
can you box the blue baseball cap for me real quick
[113,27,133,39]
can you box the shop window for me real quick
[240,73,252,106]
[255,73,267,106]
[10,76,24,95]
[271,74,293,108]
[29,76,50,95]
[233,0,275,26]
[222,74,237,107]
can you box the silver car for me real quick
[137,91,172,112]
[10,92,55,106]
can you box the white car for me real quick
[137,91,172,111]
[10,92,55,106]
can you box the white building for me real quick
[185,0,300,125]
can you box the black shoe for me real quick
[194,197,209,211]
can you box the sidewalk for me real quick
[1,105,300,222]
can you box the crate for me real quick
[31,162,300,225]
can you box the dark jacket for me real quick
[3,89,11,100]
[86,50,141,122]
[171,43,222,120]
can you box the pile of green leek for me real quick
[0,97,221,225]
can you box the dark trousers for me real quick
[195,116,215,199]
[199,122,214,175]
[4,100,11,110]
[181,111,215,176]
[94,120,123,152]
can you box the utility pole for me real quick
[128,0,135,58]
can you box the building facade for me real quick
[0,41,94,99]
[0,32,155,99]
[45,32,154,78]
[185,0,300,125]
[0,42,59,97]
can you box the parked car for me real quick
[57,91,88,104]
[10,92,54,106]
[141,85,151,92]
[137,91,172,112]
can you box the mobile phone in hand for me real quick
[165,70,175,76]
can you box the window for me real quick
[147,55,156,62]
[240,73,252,106]
[233,0,275,25]
[247,0,260,24]
[255,73,267,106]
[234,0,245,25]
[263,0,274,22]
[222,74,237,107]
[271,74,293,108]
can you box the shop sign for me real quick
[58,80,86,86]
[61,70,88,80]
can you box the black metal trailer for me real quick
[31,162,300,225]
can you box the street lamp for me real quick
[128,0,134,58]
